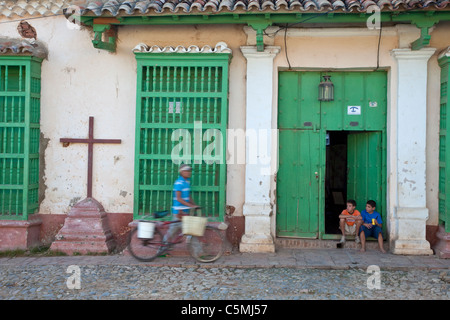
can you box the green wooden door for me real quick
[277,70,386,238]
[347,131,385,231]
[277,130,320,238]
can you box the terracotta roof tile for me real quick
[0,0,71,17]
[0,38,48,58]
[133,41,232,53]
[74,0,450,15]
[0,0,448,18]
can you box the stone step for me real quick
[275,237,385,250]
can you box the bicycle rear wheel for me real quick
[127,227,165,262]
[188,226,224,263]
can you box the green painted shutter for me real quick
[439,53,450,233]
[0,57,41,220]
[134,53,230,220]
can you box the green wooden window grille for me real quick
[439,53,450,232]
[0,56,42,220]
[134,53,231,221]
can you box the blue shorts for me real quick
[172,209,189,216]
[360,225,383,239]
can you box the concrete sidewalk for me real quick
[1,248,449,271]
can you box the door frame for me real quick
[276,70,388,240]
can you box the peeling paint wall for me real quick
[0,16,247,216]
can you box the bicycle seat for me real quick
[153,210,169,219]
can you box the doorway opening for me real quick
[325,131,349,235]
[324,130,384,237]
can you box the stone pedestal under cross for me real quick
[50,117,121,255]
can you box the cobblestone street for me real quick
[0,249,449,301]
[0,264,449,300]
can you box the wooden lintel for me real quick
[93,18,121,25]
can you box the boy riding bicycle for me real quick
[163,164,198,244]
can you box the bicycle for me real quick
[127,208,228,263]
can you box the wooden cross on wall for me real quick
[60,116,121,199]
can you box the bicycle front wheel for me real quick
[188,226,225,263]
[127,227,165,262]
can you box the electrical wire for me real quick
[375,22,382,71]
[284,23,291,70]
[0,0,336,69]
[264,6,427,71]
[0,0,426,72]
[263,8,339,70]
[264,8,339,38]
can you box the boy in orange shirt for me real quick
[339,199,362,244]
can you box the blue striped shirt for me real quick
[172,175,191,215]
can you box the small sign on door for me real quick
[347,106,361,115]
[169,101,181,114]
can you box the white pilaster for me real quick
[239,46,280,253]
[391,48,435,255]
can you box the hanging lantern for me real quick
[318,75,334,102]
